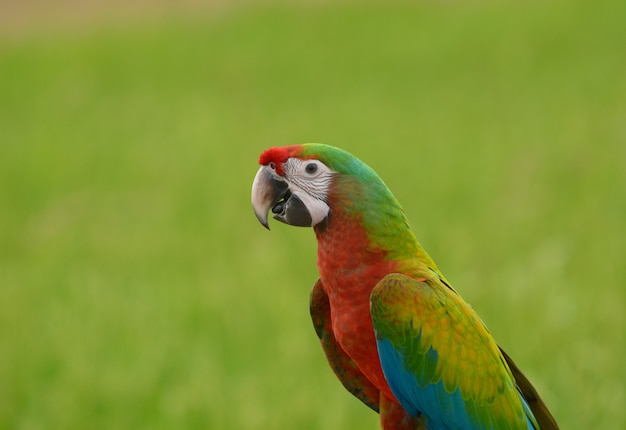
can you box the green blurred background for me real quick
[1,0,624,428]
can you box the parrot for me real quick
[251,143,558,430]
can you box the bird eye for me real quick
[305,163,318,174]
[269,162,276,170]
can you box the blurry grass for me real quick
[0,1,625,429]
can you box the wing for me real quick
[370,273,538,430]
[500,348,559,430]
[310,278,380,413]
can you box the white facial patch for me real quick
[282,158,334,227]
[290,187,330,227]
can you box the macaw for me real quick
[251,143,558,430]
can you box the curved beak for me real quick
[251,166,288,230]
[251,166,313,229]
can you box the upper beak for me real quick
[251,166,289,230]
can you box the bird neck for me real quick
[313,174,442,289]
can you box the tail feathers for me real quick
[500,347,559,430]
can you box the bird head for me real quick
[251,144,335,229]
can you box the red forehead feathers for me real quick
[258,145,317,176]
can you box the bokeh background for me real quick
[1,0,624,429]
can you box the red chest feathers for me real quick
[315,213,398,399]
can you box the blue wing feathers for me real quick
[377,337,471,429]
